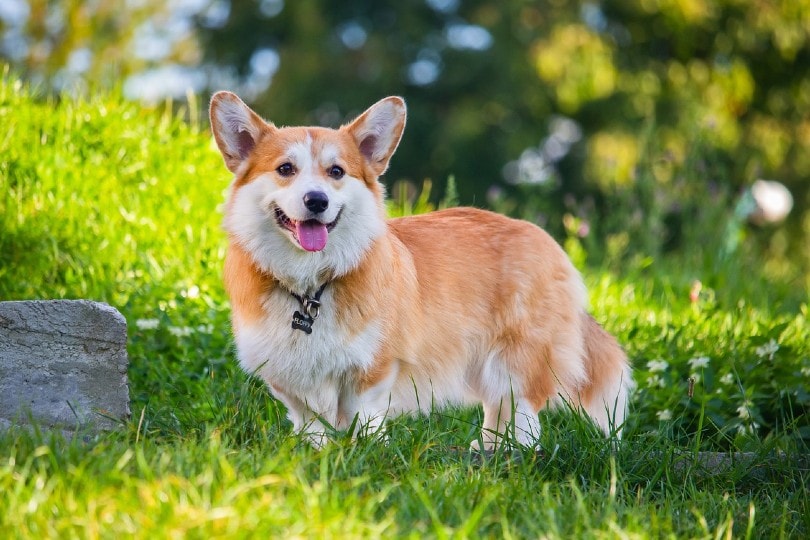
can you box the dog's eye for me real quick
[327,165,345,180]
[277,163,295,177]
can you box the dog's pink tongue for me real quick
[296,220,328,252]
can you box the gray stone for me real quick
[0,300,130,432]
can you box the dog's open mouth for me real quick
[273,205,341,252]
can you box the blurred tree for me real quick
[193,0,808,260]
[195,0,555,209]
[0,0,202,96]
[2,0,808,274]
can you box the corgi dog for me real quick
[209,91,633,449]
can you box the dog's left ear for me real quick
[345,97,407,178]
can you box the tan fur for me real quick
[224,241,274,326]
[378,209,588,403]
[210,92,632,447]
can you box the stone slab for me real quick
[0,300,130,432]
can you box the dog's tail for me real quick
[578,313,634,437]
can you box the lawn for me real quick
[1,75,808,538]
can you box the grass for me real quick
[1,73,808,538]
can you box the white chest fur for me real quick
[233,287,383,396]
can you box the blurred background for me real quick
[2,0,808,280]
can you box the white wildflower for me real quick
[801,366,810,377]
[168,326,193,337]
[688,356,710,370]
[135,318,160,330]
[646,359,669,372]
[736,401,753,420]
[755,339,779,360]
[736,424,754,435]
[656,409,672,421]
[184,285,201,299]
[646,375,666,388]
[720,372,735,385]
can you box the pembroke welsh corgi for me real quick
[209,91,633,449]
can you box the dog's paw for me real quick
[469,438,496,453]
[303,431,330,449]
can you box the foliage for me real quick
[1,77,808,537]
[0,68,223,308]
[190,0,810,270]
[2,0,808,276]
[0,0,198,94]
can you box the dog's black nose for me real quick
[303,191,329,214]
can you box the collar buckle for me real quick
[302,296,321,319]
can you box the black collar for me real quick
[290,283,327,319]
[289,283,327,334]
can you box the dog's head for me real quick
[210,92,406,286]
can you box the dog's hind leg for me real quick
[471,396,542,451]
[471,352,543,451]
[477,316,588,450]
[579,314,633,437]
[471,400,508,451]
[512,398,542,446]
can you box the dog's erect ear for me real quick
[209,91,271,173]
[345,97,406,178]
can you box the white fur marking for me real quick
[224,170,385,293]
[319,142,341,168]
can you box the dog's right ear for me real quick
[209,91,270,173]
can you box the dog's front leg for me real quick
[270,383,339,448]
[338,392,388,440]
[339,363,399,440]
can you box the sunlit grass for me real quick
[1,75,807,538]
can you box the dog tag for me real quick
[292,310,314,334]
